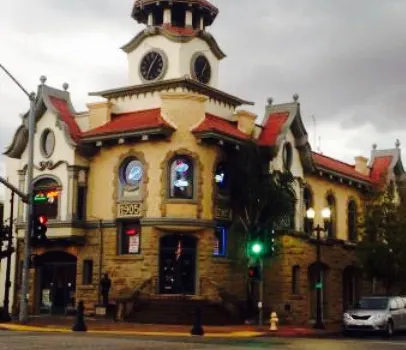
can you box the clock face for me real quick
[139,50,166,82]
[192,54,211,84]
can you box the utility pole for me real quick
[0,64,36,323]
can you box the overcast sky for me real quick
[1,0,406,185]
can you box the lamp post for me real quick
[0,64,36,323]
[306,207,331,330]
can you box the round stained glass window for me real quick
[122,159,143,187]
[40,129,55,158]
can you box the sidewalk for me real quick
[0,316,341,338]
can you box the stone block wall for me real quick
[262,234,373,325]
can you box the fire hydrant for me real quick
[269,311,279,331]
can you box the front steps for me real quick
[125,295,245,325]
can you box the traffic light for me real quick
[248,240,264,257]
[269,229,276,255]
[248,265,261,279]
[32,215,48,241]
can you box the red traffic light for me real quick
[38,215,48,225]
[248,265,261,279]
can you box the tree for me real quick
[227,143,296,318]
[357,182,406,293]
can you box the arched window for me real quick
[292,265,300,295]
[347,200,357,242]
[33,177,61,219]
[303,186,313,234]
[169,156,194,199]
[214,161,230,195]
[326,194,337,238]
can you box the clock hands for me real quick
[146,53,159,80]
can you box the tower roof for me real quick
[132,0,219,26]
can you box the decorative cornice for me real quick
[121,26,225,60]
[16,217,216,230]
[89,77,253,107]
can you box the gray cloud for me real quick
[1,0,406,168]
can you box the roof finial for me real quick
[40,75,47,85]
[267,97,273,105]
[293,93,299,102]
[372,143,377,150]
[395,139,400,149]
[63,82,69,91]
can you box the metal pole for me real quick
[0,64,35,324]
[314,225,324,329]
[258,258,264,326]
[98,219,103,305]
[19,92,36,323]
[1,192,15,322]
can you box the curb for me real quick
[0,324,265,338]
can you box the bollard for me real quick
[269,311,279,331]
[190,306,204,336]
[72,300,87,332]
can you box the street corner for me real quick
[0,322,68,333]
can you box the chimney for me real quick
[87,101,112,130]
[354,156,369,176]
[235,110,256,136]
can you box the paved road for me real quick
[2,331,406,349]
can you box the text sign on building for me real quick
[117,203,143,218]
[214,206,232,221]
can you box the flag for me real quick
[175,239,182,261]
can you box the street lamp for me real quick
[306,207,331,330]
[0,64,36,323]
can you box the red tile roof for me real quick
[370,156,392,182]
[82,108,174,138]
[312,152,373,183]
[192,113,249,140]
[258,112,290,146]
[49,96,82,142]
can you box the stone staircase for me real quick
[126,295,244,325]
[115,277,245,325]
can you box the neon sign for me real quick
[34,190,59,204]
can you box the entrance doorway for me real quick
[342,266,360,311]
[159,234,197,295]
[35,251,77,314]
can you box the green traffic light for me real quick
[251,242,263,254]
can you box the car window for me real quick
[356,297,389,310]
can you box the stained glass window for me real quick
[169,157,194,199]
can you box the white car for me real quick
[343,296,406,337]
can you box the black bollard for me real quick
[190,306,204,336]
[72,300,87,332]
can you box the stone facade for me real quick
[4,0,404,326]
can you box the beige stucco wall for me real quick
[305,175,364,241]
[86,92,219,221]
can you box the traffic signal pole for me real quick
[0,64,36,324]
[258,258,264,326]
[20,93,36,323]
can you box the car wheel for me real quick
[386,320,394,338]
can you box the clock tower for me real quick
[122,0,225,88]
